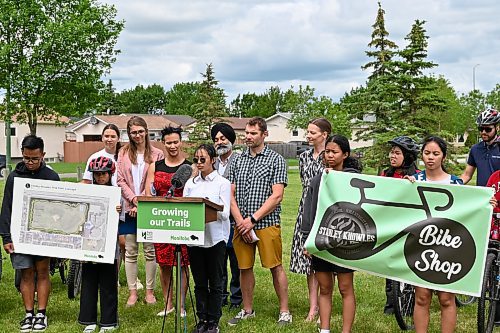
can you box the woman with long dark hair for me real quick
[117,116,164,307]
[301,134,361,333]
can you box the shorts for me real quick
[312,255,354,274]
[119,214,137,235]
[233,224,282,269]
[11,253,49,270]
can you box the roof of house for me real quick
[66,114,181,132]
[7,114,70,125]
[163,115,196,127]
[265,112,292,122]
[218,117,252,130]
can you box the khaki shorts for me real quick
[233,224,282,269]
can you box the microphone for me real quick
[166,164,192,198]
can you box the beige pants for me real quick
[125,234,156,290]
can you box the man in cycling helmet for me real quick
[461,107,500,186]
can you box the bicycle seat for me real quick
[350,178,375,189]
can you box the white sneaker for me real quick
[83,324,97,333]
[32,313,48,332]
[228,309,255,326]
[99,326,118,332]
[277,311,292,325]
[136,278,144,290]
[156,308,175,317]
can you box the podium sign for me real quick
[137,198,205,245]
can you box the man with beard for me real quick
[210,123,243,311]
[461,107,500,186]
[227,117,292,326]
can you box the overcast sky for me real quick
[102,0,500,103]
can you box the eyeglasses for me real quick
[478,126,495,133]
[130,129,146,136]
[193,157,206,164]
[23,156,42,163]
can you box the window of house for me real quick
[10,127,16,136]
[292,130,298,137]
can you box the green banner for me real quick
[137,201,205,245]
[304,171,494,296]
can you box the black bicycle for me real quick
[67,259,83,299]
[478,214,500,333]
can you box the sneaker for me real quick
[19,313,34,333]
[83,324,97,333]
[32,313,47,332]
[99,326,118,332]
[191,321,207,333]
[157,307,175,317]
[227,309,255,326]
[277,311,292,325]
[205,322,219,333]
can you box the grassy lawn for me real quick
[47,162,86,174]
[0,170,478,332]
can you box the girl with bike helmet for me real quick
[301,135,362,333]
[78,156,120,332]
[382,136,420,178]
[381,136,420,315]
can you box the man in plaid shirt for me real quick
[227,117,292,326]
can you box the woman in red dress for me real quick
[145,125,192,317]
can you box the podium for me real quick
[136,196,223,245]
[136,196,223,333]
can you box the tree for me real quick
[0,0,123,134]
[164,82,203,116]
[99,79,119,114]
[190,64,227,142]
[116,84,167,114]
[361,2,398,80]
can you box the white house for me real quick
[0,116,69,162]
[265,113,307,143]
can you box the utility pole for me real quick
[473,64,480,91]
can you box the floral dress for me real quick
[153,159,192,267]
[289,149,324,274]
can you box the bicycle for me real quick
[477,213,500,333]
[67,259,83,299]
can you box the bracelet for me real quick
[250,215,258,224]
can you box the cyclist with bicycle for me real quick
[461,107,500,186]
[381,136,420,315]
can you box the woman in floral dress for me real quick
[289,118,331,321]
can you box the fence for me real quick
[267,143,297,159]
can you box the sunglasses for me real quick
[193,157,206,164]
[478,126,495,133]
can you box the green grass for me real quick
[0,171,479,332]
[47,162,86,174]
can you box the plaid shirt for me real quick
[228,145,288,229]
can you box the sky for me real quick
[102,0,500,103]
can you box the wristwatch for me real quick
[250,215,258,224]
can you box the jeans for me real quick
[222,246,242,305]
[78,261,118,327]
[187,241,226,324]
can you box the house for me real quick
[218,117,252,144]
[265,113,307,143]
[0,115,69,162]
[65,114,185,142]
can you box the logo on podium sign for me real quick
[137,201,205,245]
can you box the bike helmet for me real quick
[476,107,500,126]
[387,136,420,158]
[88,156,116,174]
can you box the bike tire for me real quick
[455,294,476,307]
[58,259,68,285]
[478,253,496,333]
[67,260,82,299]
[392,280,415,331]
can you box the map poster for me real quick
[11,178,121,264]
[137,200,205,246]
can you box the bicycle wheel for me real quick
[58,259,68,285]
[392,280,415,330]
[478,253,496,333]
[67,260,82,299]
[455,294,476,307]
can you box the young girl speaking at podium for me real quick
[183,144,231,333]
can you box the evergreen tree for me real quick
[191,63,227,142]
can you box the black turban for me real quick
[210,123,236,144]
